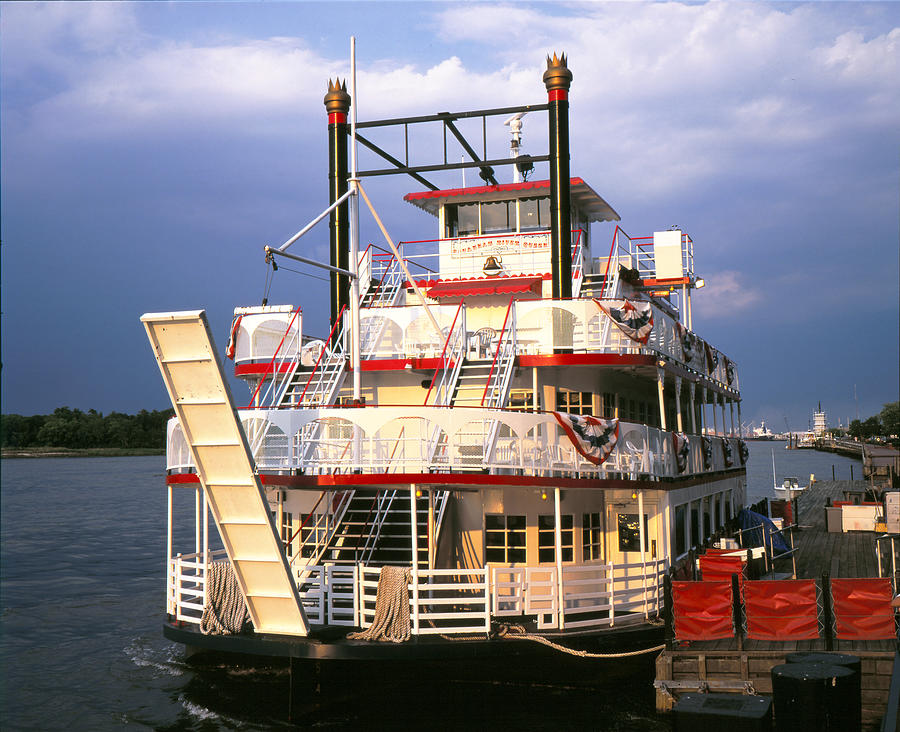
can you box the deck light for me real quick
[540,490,549,501]
[695,278,705,289]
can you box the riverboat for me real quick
[142,51,748,675]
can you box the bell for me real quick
[483,255,502,277]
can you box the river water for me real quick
[0,444,861,730]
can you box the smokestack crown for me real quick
[543,53,573,92]
[324,79,351,116]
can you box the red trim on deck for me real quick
[167,469,743,490]
[424,275,544,299]
[354,357,450,372]
[636,277,692,287]
[234,362,295,377]
[517,353,657,368]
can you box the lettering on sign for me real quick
[449,233,550,258]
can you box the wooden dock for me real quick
[655,480,898,730]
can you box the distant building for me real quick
[814,401,827,436]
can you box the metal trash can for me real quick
[771,663,859,732]
[785,652,861,731]
[673,693,772,732]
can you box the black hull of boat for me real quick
[164,619,664,685]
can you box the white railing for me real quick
[168,548,227,622]
[168,556,665,635]
[168,407,745,479]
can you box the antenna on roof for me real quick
[504,112,527,183]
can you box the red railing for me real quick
[296,304,347,405]
[422,300,464,405]
[481,295,515,406]
[246,306,302,407]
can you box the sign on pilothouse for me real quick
[438,232,551,280]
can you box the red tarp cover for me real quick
[699,554,746,583]
[423,276,543,299]
[744,579,819,640]
[672,581,734,640]
[831,578,896,640]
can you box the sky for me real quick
[1,1,898,433]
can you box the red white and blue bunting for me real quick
[701,436,713,470]
[595,299,653,345]
[724,356,735,386]
[672,432,690,473]
[723,439,734,467]
[704,342,719,375]
[553,412,619,466]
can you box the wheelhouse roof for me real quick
[404,177,621,223]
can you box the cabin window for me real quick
[724,491,733,522]
[485,514,526,564]
[601,392,616,419]
[481,200,513,233]
[538,514,574,563]
[507,390,534,412]
[714,494,722,529]
[520,197,550,232]
[281,511,294,557]
[690,500,701,546]
[451,202,479,237]
[582,512,604,561]
[702,496,712,538]
[617,513,649,553]
[556,390,592,416]
[674,504,687,556]
[639,401,648,424]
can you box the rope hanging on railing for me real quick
[347,565,412,643]
[199,561,250,635]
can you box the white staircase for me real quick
[142,310,309,636]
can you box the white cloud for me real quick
[692,270,763,321]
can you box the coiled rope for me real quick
[200,561,249,635]
[347,566,412,643]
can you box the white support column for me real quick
[166,484,173,615]
[689,382,697,434]
[427,488,435,570]
[554,486,565,630]
[656,368,667,431]
[203,490,209,607]
[712,391,720,437]
[409,484,420,635]
[637,489,648,619]
[729,400,736,437]
[195,486,201,556]
[675,376,684,433]
[737,401,744,439]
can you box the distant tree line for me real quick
[846,401,899,444]
[1,408,175,449]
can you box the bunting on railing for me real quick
[553,412,619,466]
[739,439,749,465]
[724,356,735,386]
[675,322,697,366]
[723,439,734,467]
[701,436,712,470]
[225,315,243,360]
[595,299,653,344]
[705,342,719,374]
[672,432,690,473]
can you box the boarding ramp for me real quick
[142,310,309,636]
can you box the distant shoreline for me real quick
[1,447,166,459]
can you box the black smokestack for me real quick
[543,53,573,300]
[324,79,351,341]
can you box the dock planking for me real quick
[656,480,898,730]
